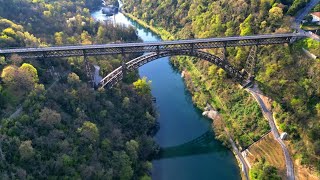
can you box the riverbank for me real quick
[207,110,250,180]
[122,12,247,179]
[123,12,174,40]
[103,9,240,179]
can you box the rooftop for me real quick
[311,12,320,18]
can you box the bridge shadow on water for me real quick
[154,130,229,160]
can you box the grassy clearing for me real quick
[301,25,320,31]
[294,159,319,180]
[245,132,286,179]
[301,22,320,31]
[295,38,320,57]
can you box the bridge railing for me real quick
[0,33,304,59]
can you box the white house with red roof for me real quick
[310,12,320,24]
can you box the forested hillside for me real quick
[124,0,320,176]
[0,0,158,179]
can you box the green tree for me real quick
[145,111,155,124]
[269,7,283,20]
[1,65,16,84]
[269,7,283,25]
[10,54,22,66]
[19,63,39,83]
[140,175,152,180]
[96,25,106,44]
[122,97,130,108]
[54,32,64,45]
[19,140,35,160]
[314,141,320,156]
[133,77,151,95]
[67,72,81,85]
[250,160,281,180]
[1,63,38,92]
[77,121,99,142]
[125,140,139,162]
[112,151,133,180]
[61,154,74,167]
[37,107,61,128]
[81,31,92,45]
[240,14,253,36]
[101,138,112,152]
[316,103,320,117]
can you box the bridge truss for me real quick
[0,33,304,88]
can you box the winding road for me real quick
[245,2,320,179]
[292,0,320,41]
[227,130,250,180]
[247,86,295,180]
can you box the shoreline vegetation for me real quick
[124,4,320,178]
[123,12,175,41]
[0,0,159,179]
[122,12,250,179]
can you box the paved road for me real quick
[247,87,295,180]
[294,0,320,24]
[235,3,319,178]
[9,106,23,119]
[292,0,320,41]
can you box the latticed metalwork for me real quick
[0,33,305,89]
[84,55,94,87]
[99,66,123,89]
[99,50,246,88]
[245,45,258,77]
[0,33,303,59]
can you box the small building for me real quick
[102,5,119,16]
[310,12,320,25]
[280,132,288,140]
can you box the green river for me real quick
[92,4,241,180]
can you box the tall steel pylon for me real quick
[83,52,94,88]
[246,45,258,79]
[121,48,126,76]
[242,45,258,88]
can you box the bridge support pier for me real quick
[121,48,126,76]
[223,45,227,61]
[156,45,160,58]
[242,45,258,88]
[121,59,126,75]
[83,51,94,88]
[289,36,298,44]
[191,44,194,55]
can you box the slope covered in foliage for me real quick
[124,0,320,174]
[0,0,158,179]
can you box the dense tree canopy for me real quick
[250,159,281,180]
[124,0,320,173]
[0,0,157,179]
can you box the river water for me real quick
[91,6,240,180]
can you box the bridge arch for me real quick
[99,50,246,88]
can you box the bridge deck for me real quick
[0,33,303,59]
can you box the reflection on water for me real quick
[91,5,241,180]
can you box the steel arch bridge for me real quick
[0,33,305,88]
[100,50,245,88]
